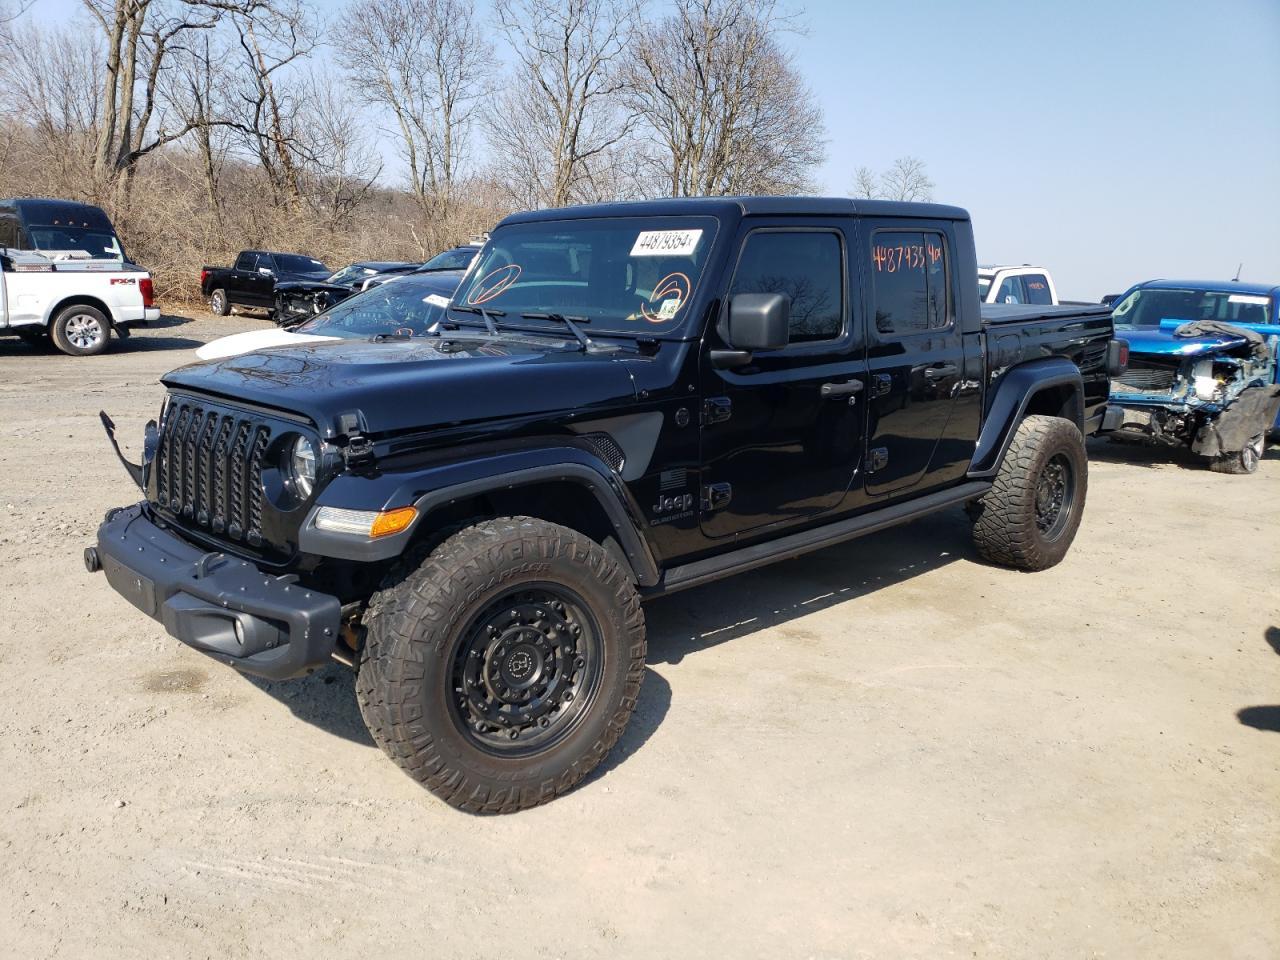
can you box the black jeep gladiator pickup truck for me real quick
[89,197,1122,813]
[200,250,330,318]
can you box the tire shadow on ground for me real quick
[1237,626,1280,734]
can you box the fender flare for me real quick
[299,445,661,586]
[43,293,116,328]
[968,357,1084,478]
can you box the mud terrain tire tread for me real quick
[970,414,1087,572]
[357,517,646,814]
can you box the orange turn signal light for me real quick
[370,506,418,539]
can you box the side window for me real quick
[1023,274,1052,305]
[0,216,19,249]
[995,275,1024,304]
[730,231,843,343]
[871,231,950,335]
[235,252,257,272]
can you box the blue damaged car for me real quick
[1105,280,1280,474]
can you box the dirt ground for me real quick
[1,309,1277,959]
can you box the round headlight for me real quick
[289,436,317,498]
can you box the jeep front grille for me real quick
[154,399,273,547]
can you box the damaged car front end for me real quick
[1106,282,1280,474]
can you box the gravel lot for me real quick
[2,311,1277,959]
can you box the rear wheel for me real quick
[50,305,110,356]
[970,415,1088,571]
[358,517,646,813]
[209,288,229,316]
[1209,433,1265,475]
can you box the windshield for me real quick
[28,225,122,260]
[276,253,327,274]
[453,216,719,335]
[1112,287,1275,329]
[293,277,456,338]
[326,264,379,286]
[423,247,479,271]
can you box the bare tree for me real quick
[624,0,824,197]
[341,0,491,247]
[297,69,383,227]
[81,0,221,196]
[489,0,639,208]
[216,0,317,210]
[852,156,935,202]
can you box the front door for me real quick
[699,222,868,540]
[862,223,965,496]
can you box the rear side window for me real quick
[995,275,1024,304]
[871,231,949,335]
[236,252,258,271]
[1023,274,1052,305]
[0,216,19,248]
[730,231,844,343]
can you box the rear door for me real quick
[862,222,967,497]
[699,220,869,539]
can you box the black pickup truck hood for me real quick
[163,337,640,438]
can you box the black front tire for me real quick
[358,517,646,813]
[970,415,1088,571]
[50,305,111,356]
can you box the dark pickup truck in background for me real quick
[273,260,420,325]
[90,197,1124,814]
[200,250,330,317]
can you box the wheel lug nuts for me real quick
[539,717,549,728]
[564,691,574,702]
[508,729,519,740]
[575,657,584,668]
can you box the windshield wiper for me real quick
[520,312,600,352]
[450,304,505,335]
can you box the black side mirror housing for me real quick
[727,292,790,352]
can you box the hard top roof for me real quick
[499,196,969,227]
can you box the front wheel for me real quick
[970,415,1088,571]
[1209,433,1265,475]
[357,517,646,813]
[50,305,111,356]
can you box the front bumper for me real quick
[90,503,341,679]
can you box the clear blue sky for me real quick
[25,0,1280,298]
[799,0,1280,298]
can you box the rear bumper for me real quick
[90,503,341,679]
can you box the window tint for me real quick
[1023,274,1052,305]
[995,275,1024,304]
[730,231,843,343]
[0,216,19,248]
[236,252,258,271]
[872,231,949,335]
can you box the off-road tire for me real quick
[209,288,230,316]
[970,414,1088,571]
[357,517,646,814]
[50,304,111,356]
[1209,433,1264,475]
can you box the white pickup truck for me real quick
[0,250,160,355]
[978,265,1059,305]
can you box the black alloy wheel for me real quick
[450,585,604,754]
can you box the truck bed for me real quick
[980,303,1112,326]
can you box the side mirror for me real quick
[728,292,790,351]
[258,267,274,277]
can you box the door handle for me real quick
[820,379,864,398]
[923,364,958,380]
